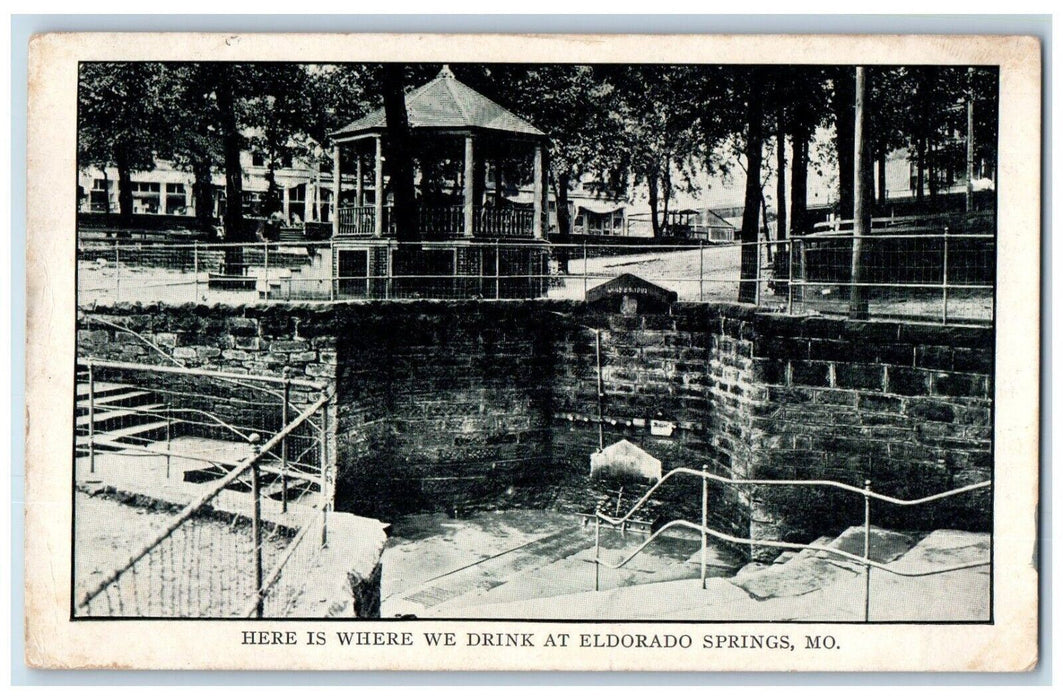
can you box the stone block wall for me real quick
[78,299,994,562]
[743,315,994,549]
[76,304,337,442]
[326,302,558,519]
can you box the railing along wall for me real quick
[75,359,333,618]
[589,465,992,622]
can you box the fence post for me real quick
[281,377,290,514]
[594,513,601,592]
[583,241,589,297]
[495,240,501,301]
[753,240,762,308]
[786,239,795,315]
[595,328,604,452]
[327,243,336,302]
[251,455,264,618]
[319,393,330,548]
[701,464,708,589]
[863,478,872,623]
[941,225,950,324]
[165,399,172,480]
[193,241,199,303]
[114,242,121,303]
[699,240,705,302]
[385,245,392,301]
[263,242,270,301]
[87,361,96,475]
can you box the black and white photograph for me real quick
[23,31,1040,671]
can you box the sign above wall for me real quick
[586,274,678,314]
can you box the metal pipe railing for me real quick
[76,391,332,617]
[589,464,991,621]
[77,233,994,325]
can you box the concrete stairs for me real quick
[75,381,168,455]
[381,512,990,621]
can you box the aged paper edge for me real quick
[24,32,1041,672]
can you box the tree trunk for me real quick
[264,157,282,217]
[850,66,871,320]
[760,193,772,264]
[877,151,887,205]
[915,68,929,205]
[661,158,672,236]
[555,170,572,237]
[790,123,809,236]
[553,169,572,274]
[834,66,856,221]
[192,160,214,231]
[915,135,926,203]
[215,72,245,243]
[775,114,788,241]
[739,69,765,304]
[928,140,938,204]
[642,174,659,240]
[647,174,661,238]
[381,64,417,240]
[101,170,112,214]
[115,148,134,226]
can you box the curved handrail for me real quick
[594,465,991,527]
[588,465,992,619]
[77,392,331,613]
[77,316,327,434]
[593,519,989,579]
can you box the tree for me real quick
[158,64,224,231]
[738,67,767,304]
[832,66,856,220]
[380,63,418,239]
[606,66,706,238]
[78,63,170,224]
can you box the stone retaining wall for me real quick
[78,299,994,561]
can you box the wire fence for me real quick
[74,359,333,618]
[76,213,995,325]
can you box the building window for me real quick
[165,183,188,215]
[288,184,306,224]
[132,181,161,214]
[90,178,110,213]
[242,191,265,217]
[251,153,266,168]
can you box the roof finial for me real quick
[440,64,455,78]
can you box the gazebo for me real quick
[326,66,551,300]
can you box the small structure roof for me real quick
[332,66,546,140]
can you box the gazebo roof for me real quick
[332,66,546,141]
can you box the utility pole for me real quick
[966,67,976,213]
[849,66,871,320]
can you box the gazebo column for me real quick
[331,143,340,237]
[464,134,476,237]
[355,147,363,208]
[494,156,503,205]
[373,135,384,237]
[533,143,545,239]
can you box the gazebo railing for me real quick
[477,206,534,237]
[419,205,466,236]
[337,205,394,235]
[337,204,534,238]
